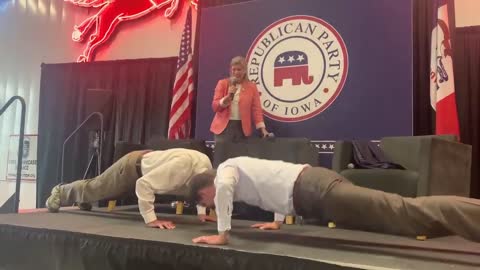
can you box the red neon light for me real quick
[66,0,198,62]
[191,0,198,9]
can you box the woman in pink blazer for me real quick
[210,56,270,141]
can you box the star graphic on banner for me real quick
[321,144,327,150]
[278,57,285,64]
[329,144,334,150]
[288,56,295,63]
[297,55,305,62]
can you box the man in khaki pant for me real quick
[46,148,215,229]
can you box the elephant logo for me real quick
[247,15,348,122]
[273,51,313,87]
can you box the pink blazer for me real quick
[210,79,264,136]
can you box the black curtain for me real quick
[37,58,177,207]
[454,26,480,198]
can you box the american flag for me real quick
[168,8,194,139]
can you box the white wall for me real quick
[455,0,480,27]
[0,0,196,209]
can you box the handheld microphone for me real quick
[229,77,239,99]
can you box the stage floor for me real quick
[1,205,479,270]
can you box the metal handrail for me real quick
[0,96,26,213]
[60,112,103,183]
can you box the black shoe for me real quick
[78,202,92,211]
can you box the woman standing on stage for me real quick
[210,56,270,142]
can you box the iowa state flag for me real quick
[430,0,460,138]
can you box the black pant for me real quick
[214,120,247,143]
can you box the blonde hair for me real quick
[230,56,247,81]
[230,56,247,67]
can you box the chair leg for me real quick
[328,221,336,228]
[107,200,116,211]
[285,215,294,224]
[416,235,427,241]
[175,201,184,215]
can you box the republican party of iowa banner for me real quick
[195,0,413,165]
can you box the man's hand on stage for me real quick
[192,233,228,245]
[147,219,176,229]
[251,221,281,230]
[197,214,217,223]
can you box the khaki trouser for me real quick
[60,151,147,206]
[294,167,480,242]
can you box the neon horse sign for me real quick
[66,0,198,62]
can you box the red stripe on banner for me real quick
[170,74,193,114]
[169,104,192,136]
[170,64,193,111]
[171,84,193,118]
[169,96,194,138]
[175,64,190,87]
[435,93,460,137]
[170,84,189,115]
[168,8,194,139]
[172,70,188,96]
[169,71,194,138]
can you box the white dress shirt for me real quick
[214,156,308,233]
[219,84,241,120]
[135,148,212,223]
[228,85,241,120]
[219,84,266,129]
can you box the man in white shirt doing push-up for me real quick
[46,148,214,229]
[189,156,480,245]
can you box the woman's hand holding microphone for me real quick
[222,77,239,106]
